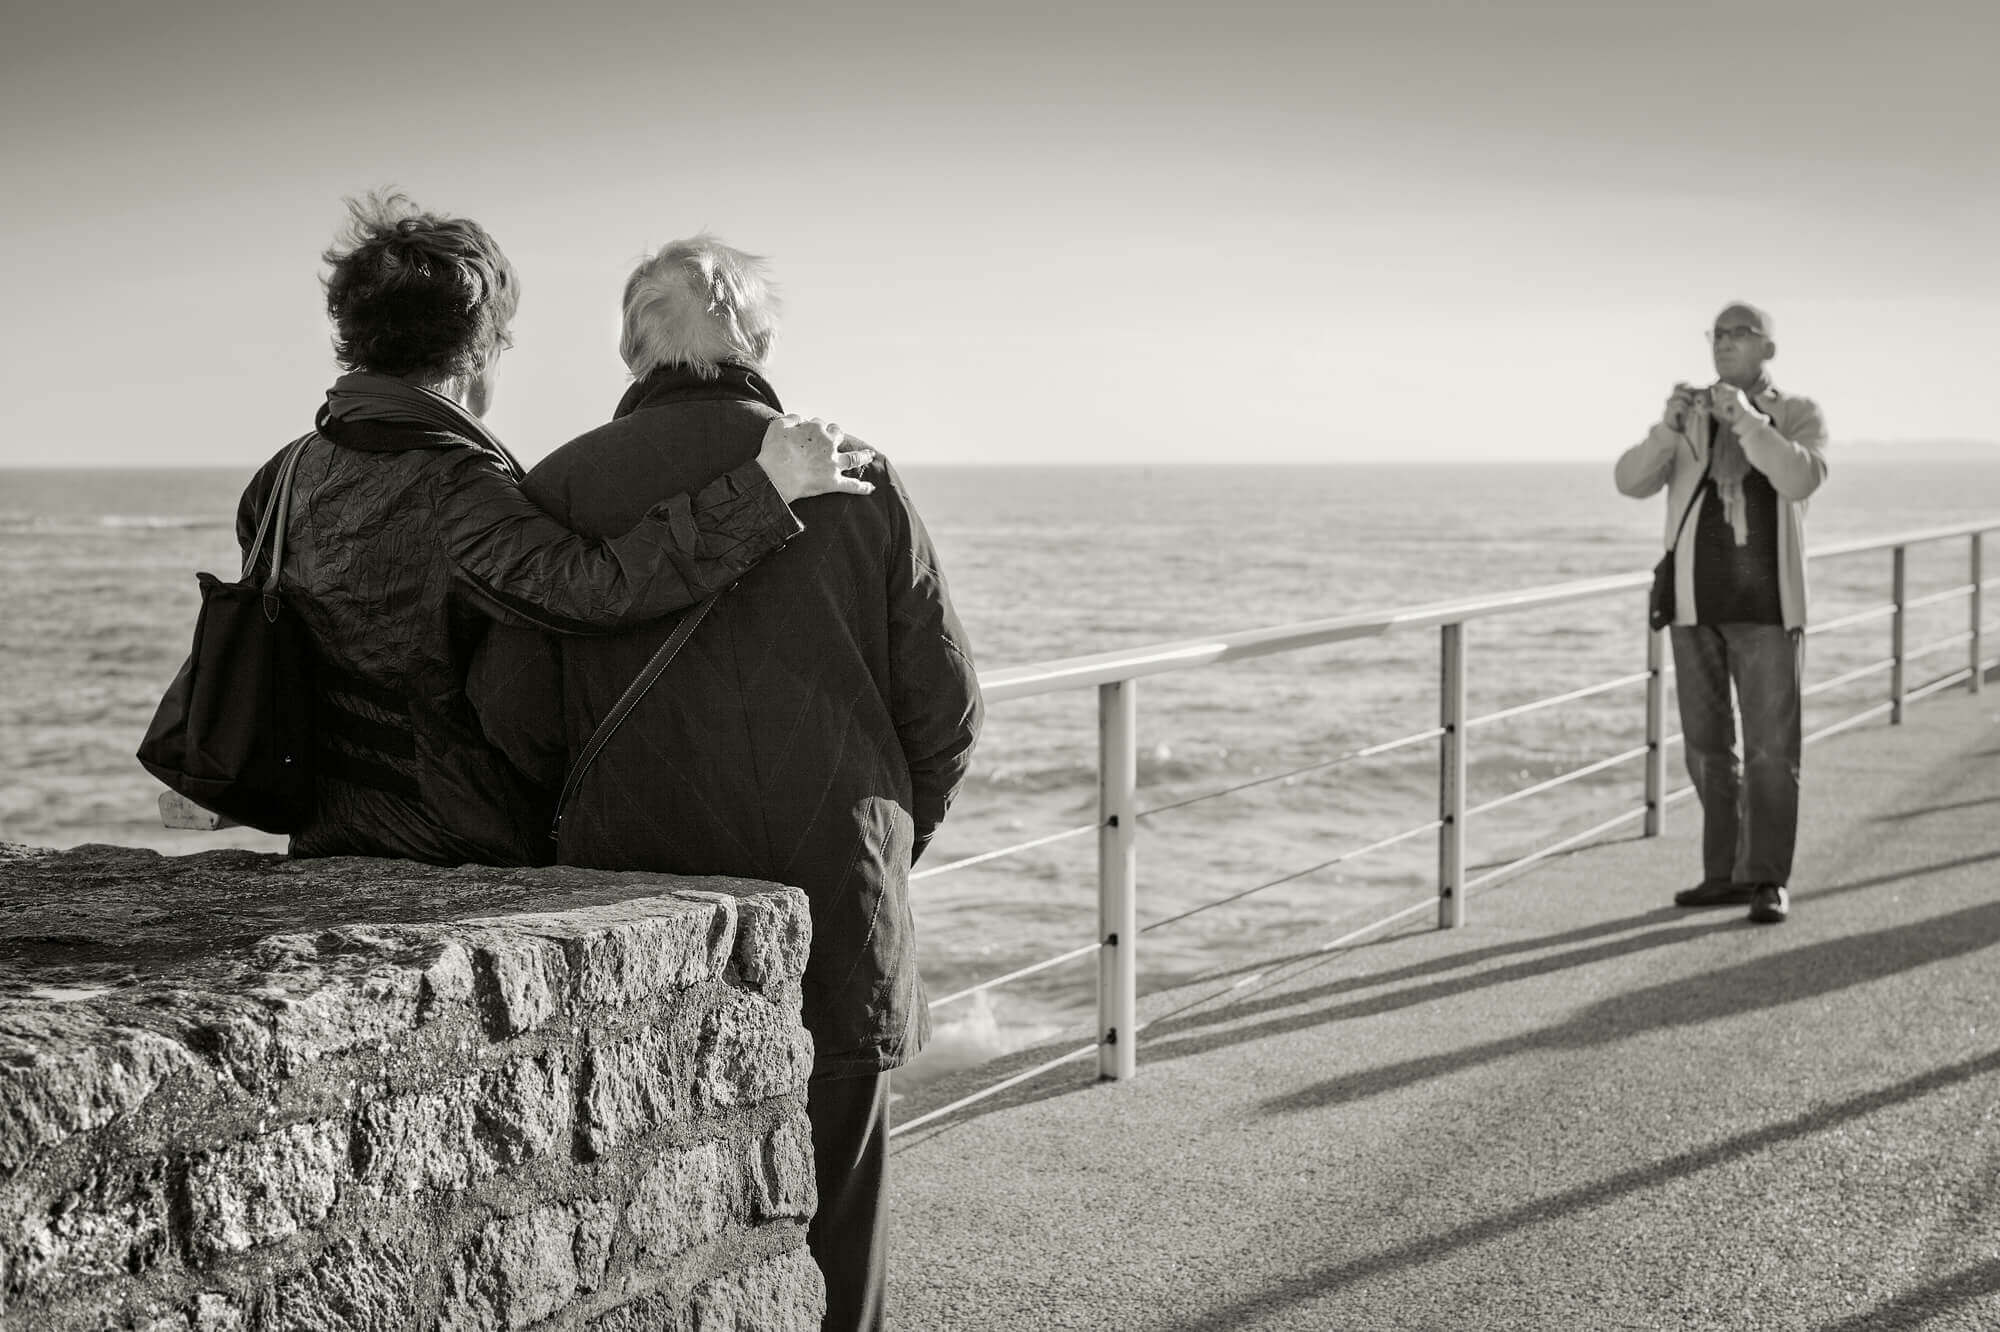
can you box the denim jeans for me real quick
[1670,623,1804,886]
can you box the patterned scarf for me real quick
[1704,377,1772,547]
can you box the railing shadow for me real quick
[1143,1048,2000,1332]
[1259,893,2000,1119]
[1811,1257,2000,1331]
[1872,795,2000,823]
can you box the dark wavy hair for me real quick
[321,192,519,381]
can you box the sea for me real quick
[4,460,1996,1090]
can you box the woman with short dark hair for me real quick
[236,193,870,865]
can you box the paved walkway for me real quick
[887,684,2000,1331]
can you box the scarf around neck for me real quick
[1705,376,1773,547]
[318,372,528,480]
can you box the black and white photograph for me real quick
[3,1,1997,1328]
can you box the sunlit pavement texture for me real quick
[891,681,2000,1332]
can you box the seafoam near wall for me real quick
[0,843,823,1331]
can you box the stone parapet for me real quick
[0,843,822,1331]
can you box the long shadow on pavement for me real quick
[894,847,2000,1146]
[1811,1257,2000,1331]
[1260,895,2000,1117]
[894,908,1710,1145]
[1149,1049,2000,1332]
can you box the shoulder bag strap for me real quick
[1667,422,1716,553]
[241,433,315,587]
[550,591,723,843]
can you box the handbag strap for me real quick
[242,434,315,590]
[550,592,722,842]
[1667,422,1716,552]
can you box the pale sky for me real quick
[2,0,1994,467]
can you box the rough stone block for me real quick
[248,958,425,1077]
[416,940,476,1024]
[470,898,733,1010]
[355,1088,486,1194]
[261,1232,422,1331]
[441,1201,609,1331]
[727,891,811,992]
[192,1291,250,1331]
[572,1198,618,1294]
[133,1313,193,1332]
[466,933,572,1038]
[625,1140,736,1260]
[580,1028,683,1158]
[748,1113,816,1223]
[2,1155,174,1306]
[472,1050,573,1168]
[688,1247,824,1332]
[187,1120,346,1255]
[0,1005,204,1177]
[694,994,813,1113]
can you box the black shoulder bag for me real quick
[137,435,318,833]
[548,593,722,844]
[1647,443,1714,632]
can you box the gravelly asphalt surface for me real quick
[887,685,2000,1331]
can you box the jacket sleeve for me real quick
[432,449,802,635]
[880,460,983,866]
[465,624,567,794]
[1737,396,1829,501]
[1614,421,1682,498]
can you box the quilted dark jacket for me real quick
[234,412,800,866]
[468,363,983,1077]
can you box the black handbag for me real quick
[137,435,317,833]
[1648,447,1713,632]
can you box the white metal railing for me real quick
[895,519,2000,1135]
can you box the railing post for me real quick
[1973,532,1985,695]
[1096,679,1138,1080]
[1644,622,1666,836]
[1891,545,1907,724]
[1437,622,1466,928]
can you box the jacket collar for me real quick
[613,361,784,420]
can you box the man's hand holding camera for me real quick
[1662,382,1702,432]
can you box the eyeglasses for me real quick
[1707,325,1766,346]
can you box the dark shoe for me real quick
[1748,884,1790,924]
[1674,879,1754,907]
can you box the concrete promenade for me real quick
[887,684,2000,1331]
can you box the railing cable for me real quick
[1135,727,1442,821]
[1139,819,1443,935]
[927,942,1101,1009]
[911,820,1097,882]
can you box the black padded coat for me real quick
[234,412,800,866]
[467,364,983,1077]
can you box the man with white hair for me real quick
[470,235,982,1331]
[1616,302,1829,925]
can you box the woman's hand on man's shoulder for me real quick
[757,416,877,503]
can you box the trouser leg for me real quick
[1670,625,1742,884]
[1725,624,1804,885]
[805,1071,891,1332]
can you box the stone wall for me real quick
[0,844,823,1331]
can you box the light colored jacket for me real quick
[1615,382,1829,630]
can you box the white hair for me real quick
[619,234,780,379]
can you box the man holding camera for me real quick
[1616,303,1829,924]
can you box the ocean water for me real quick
[4,460,1996,1086]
